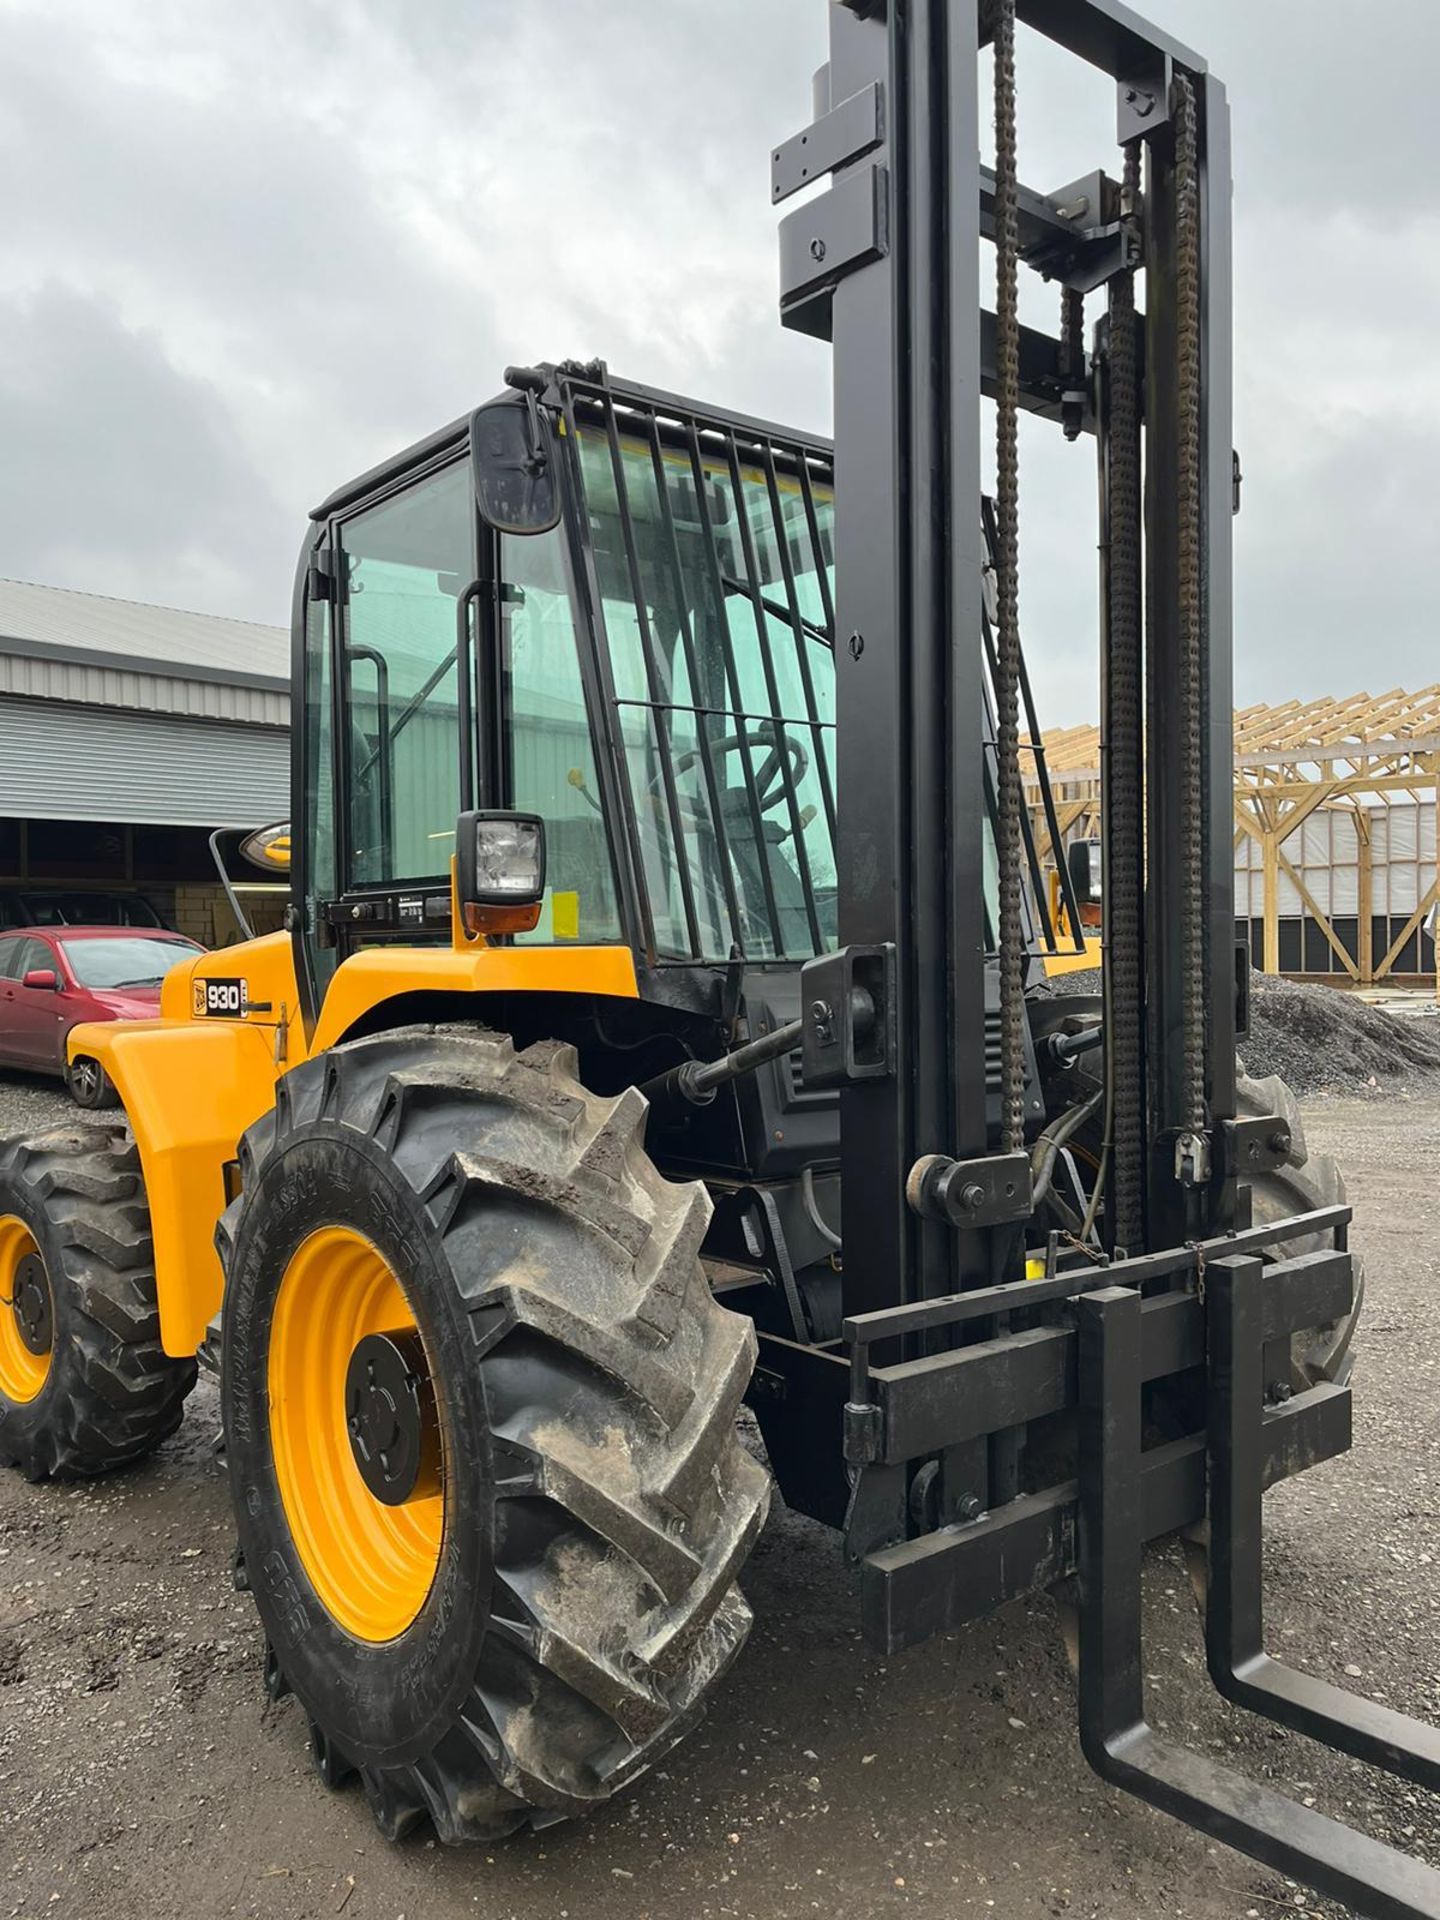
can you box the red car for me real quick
[0,926,204,1109]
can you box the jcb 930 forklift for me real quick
[2,4,1436,1911]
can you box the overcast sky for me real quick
[1,1,1434,723]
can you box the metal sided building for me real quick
[0,578,290,944]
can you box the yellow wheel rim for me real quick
[0,1216,52,1406]
[269,1227,444,1643]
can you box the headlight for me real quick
[456,811,547,934]
[1067,837,1102,907]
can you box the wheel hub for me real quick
[344,1330,440,1507]
[12,1253,51,1357]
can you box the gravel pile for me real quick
[1051,967,1440,1098]
[1242,970,1440,1096]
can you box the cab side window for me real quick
[338,462,475,888]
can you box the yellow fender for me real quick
[68,932,640,1358]
[70,1015,282,1356]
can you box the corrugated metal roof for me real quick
[0,578,289,689]
[0,697,289,827]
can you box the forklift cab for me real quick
[296,373,840,1004]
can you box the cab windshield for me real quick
[572,406,838,962]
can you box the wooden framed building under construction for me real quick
[1028,689,1440,993]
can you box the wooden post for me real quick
[1262,825,1280,976]
[1356,809,1373,988]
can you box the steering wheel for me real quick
[648,727,810,817]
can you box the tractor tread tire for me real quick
[222,1026,770,1846]
[0,1127,197,1480]
[1236,1071,1365,1388]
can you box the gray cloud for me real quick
[0,0,1433,725]
[0,282,292,611]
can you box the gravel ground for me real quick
[0,1074,1437,1919]
[0,1070,103,1139]
[1053,968,1440,1099]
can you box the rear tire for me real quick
[0,1128,197,1480]
[1237,1071,1365,1388]
[220,1026,769,1845]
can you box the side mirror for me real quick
[471,387,561,537]
[456,811,547,935]
[238,822,292,874]
[23,968,58,992]
[1067,838,1103,907]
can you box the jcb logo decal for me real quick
[194,977,249,1020]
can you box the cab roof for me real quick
[309,365,833,525]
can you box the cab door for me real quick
[298,457,480,991]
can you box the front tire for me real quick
[1238,1071,1365,1388]
[220,1026,770,1845]
[0,1129,197,1479]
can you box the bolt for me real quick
[1268,1380,1293,1406]
[810,999,832,1023]
[809,237,827,263]
[958,1495,983,1524]
[959,1182,987,1214]
[1269,1129,1293,1157]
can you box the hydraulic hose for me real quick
[1030,1089,1104,1209]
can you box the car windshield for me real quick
[59,936,200,990]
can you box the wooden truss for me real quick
[1026,687,1440,989]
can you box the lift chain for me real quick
[1060,287,1087,441]
[1174,73,1209,1141]
[1060,288,1086,375]
[1106,141,1146,1253]
[993,0,1026,1156]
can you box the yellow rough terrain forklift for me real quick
[2,4,1435,1911]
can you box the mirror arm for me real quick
[208,828,256,944]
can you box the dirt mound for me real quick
[1050,968,1440,1098]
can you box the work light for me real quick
[456,811,547,934]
